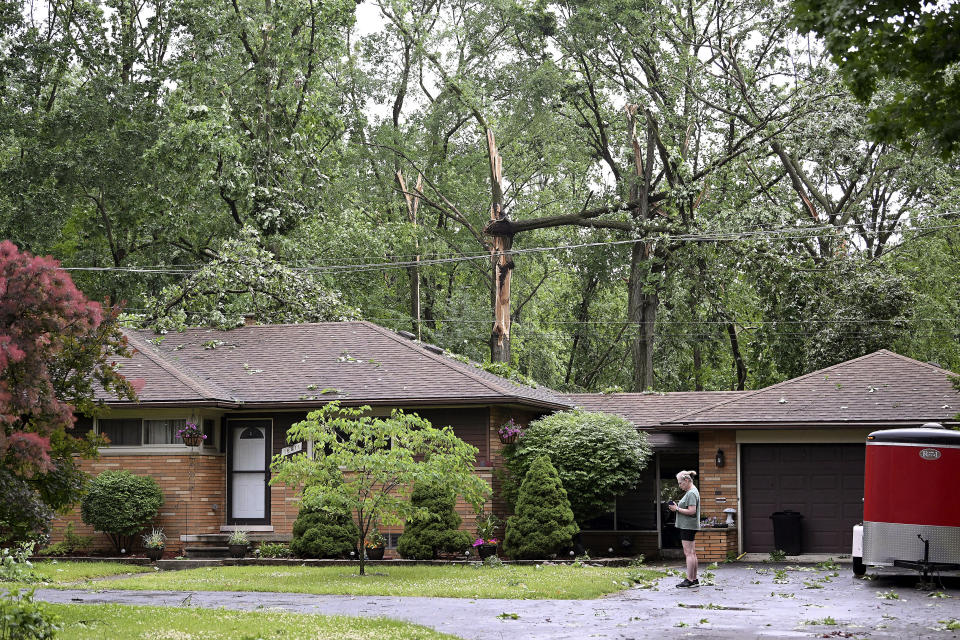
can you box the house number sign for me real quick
[919,448,941,461]
[281,442,303,457]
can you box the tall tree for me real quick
[0,241,138,544]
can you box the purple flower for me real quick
[498,419,523,439]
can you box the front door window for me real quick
[229,419,270,522]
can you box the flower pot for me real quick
[498,433,518,445]
[366,546,385,561]
[478,544,498,559]
[229,544,248,558]
[146,547,164,561]
[182,435,203,447]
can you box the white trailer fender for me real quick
[852,524,863,557]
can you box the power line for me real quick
[57,220,960,276]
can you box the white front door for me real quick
[229,419,270,522]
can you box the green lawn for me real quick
[94,563,659,599]
[10,561,154,586]
[45,603,456,640]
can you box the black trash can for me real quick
[769,510,803,555]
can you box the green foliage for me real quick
[37,523,93,557]
[0,544,40,583]
[290,505,360,559]
[143,227,358,331]
[80,471,164,554]
[141,528,166,550]
[397,483,471,559]
[792,0,960,156]
[227,530,249,546]
[255,543,292,559]
[0,589,58,640]
[271,402,489,574]
[503,456,578,560]
[503,411,651,522]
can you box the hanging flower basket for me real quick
[178,422,207,447]
[497,419,523,445]
[498,432,519,445]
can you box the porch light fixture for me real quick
[715,448,725,468]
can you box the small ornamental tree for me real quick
[397,482,472,559]
[503,410,652,523]
[0,241,139,544]
[290,492,360,559]
[503,455,578,560]
[271,402,489,575]
[80,470,164,553]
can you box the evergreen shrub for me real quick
[503,455,578,559]
[397,482,472,559]
[289,504,359,559]
[80,470,163,554]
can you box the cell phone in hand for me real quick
[668,500,676,506]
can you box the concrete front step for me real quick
[184,546,231,559]
[180,533,292,544]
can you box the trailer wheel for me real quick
[852,556,866,576]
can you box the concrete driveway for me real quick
[36,562,960,639]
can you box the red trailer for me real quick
[852,425,960,578]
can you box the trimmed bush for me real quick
[397,482,472,559]
[290,504,359,559]
[80,470,163,554]
[503,410,651,523]
[503,455,578,559]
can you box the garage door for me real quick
[741,444,865,553]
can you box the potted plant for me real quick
[228,529,249,558]
[142,527,166,561]
[177,422,207,447]
[473,509,501,559]
[497,419,523,445]
[365,528,386,561]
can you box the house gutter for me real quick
[656,419,960,431]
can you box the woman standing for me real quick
[669,470,700,588]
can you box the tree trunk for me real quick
[628,242,659,391]
[486,130,512,363]
[726,322,747,390]
[692,342,703,391]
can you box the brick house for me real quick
[54,323,958,562]
[57,321,570,556]
[569,350,959,560]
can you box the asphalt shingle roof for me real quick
[563,392,742,429]
[102,322,571,410]
[661,350,960,428]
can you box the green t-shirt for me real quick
[675,486,700,530]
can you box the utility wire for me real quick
[57,220,960,276]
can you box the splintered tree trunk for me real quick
[486,130,512,363]
[396,171,423,339]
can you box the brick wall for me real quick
[695,429,739,560]
[697,528,737,562]
[697,430,738,522]
[50,452,226,555]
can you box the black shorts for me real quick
[678,528,697,542]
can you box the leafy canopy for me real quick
[271,402,489,574]
[504,410,652,523]
[792,0,960,156]
[0,241,138,544]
